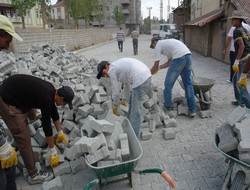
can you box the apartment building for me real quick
[0,0,43,28]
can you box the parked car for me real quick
[151,24,181,40]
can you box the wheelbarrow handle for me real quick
[83,179,99,190]
[138,168,176,188]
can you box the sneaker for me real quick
[188,112,196,117]
[226,79,232,83]
[163,107,177,118]
[231,100,244,107]
[28,171,54,185]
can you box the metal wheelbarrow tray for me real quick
[212,134,250,190]
[84,118,176,189]
[179,76,216,110]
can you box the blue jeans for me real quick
[232,61,250,108]
[128,77,151,137]
[0,166,17,190]
[164,54,196,112]
[118,41,123,52]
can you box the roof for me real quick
[231,0,250,24]
[51,0,64,8]
[185,7,224,26]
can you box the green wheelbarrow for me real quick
[212,133,250,190]
[84,118,176,189]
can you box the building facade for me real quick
[0,0,43,28]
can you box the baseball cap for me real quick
[96,61,109,79]
[57,86,75,109]
[150,37,161,48]
[0,15,23,41]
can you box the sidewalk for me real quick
[16,35,249,190]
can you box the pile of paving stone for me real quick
[0,44,181,189]
[215,106,250,164]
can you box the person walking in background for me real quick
[116,27,125,52]
[223,23,250,85]
[150,37,196,118]
[229,10,250,109]
[131,28,139,55]
[96,58,152,137]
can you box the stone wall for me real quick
[13,28,118,55]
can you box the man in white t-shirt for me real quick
[96,58,152,137]
[150,37,196,118]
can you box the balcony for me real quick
[121,0,130,5]
[122,9,130,15]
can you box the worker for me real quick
[96,58,152,137]
[150,37,196,118]
[229,10,250,109]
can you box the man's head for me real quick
[150,37,161,49]
[96,61,110,79]
[0,15,23,50]
[228,10,247,27]
[56,86,75,109]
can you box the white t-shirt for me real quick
[227,22,250,52]
[108,58,151,105]
[154,39,191,61]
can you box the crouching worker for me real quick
[0,74,74,186]
[96,58,152,137]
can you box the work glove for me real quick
[232,60,240,72]
[119,99,127,107]
[112,106,121,116]
[56,130,68,146]
[238,74,247,89]
[0,142,18,169]
[50,146,59,167]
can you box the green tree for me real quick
[11,0,36,29]
[93,0,107,27]
[37,0,51,28]
[65,0,97,28]
[112,5,124,26]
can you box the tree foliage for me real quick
[65,0,98,28]
[10,0,36,29]
[112,5,124,26]
[93,0,107,27]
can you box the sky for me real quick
[50,0,179,20]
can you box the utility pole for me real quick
[147,7,152,33]
[160,0,163,22]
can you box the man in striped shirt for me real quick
[117,27,125,52]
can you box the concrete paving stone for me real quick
[187,178,208,189]
[190,168,211,179]
[203,176,224,189]
[174,169,194,181]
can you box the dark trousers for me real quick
[0,166,17,190]
[132,38,138,55]
[118,41,123,52]
[230,51,236,82]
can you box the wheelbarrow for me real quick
[84,118,176,189]
[212,134,250,190]
[179,76,216,110]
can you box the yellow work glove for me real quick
[0,142,18,169]
[112,106,121,116]
[238,74,247,89]
[50,146,59,167]
[232,60,240,72]
[119,99,127,107]
[56,130,68,146]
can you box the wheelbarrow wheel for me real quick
[199,93,210,110]
[230,170,246,190]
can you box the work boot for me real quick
[188,112,196,118]
[28,170,54,185]
[163,107,177,118]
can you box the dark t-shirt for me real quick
[233,24,250,59]
[0,74,59,136]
